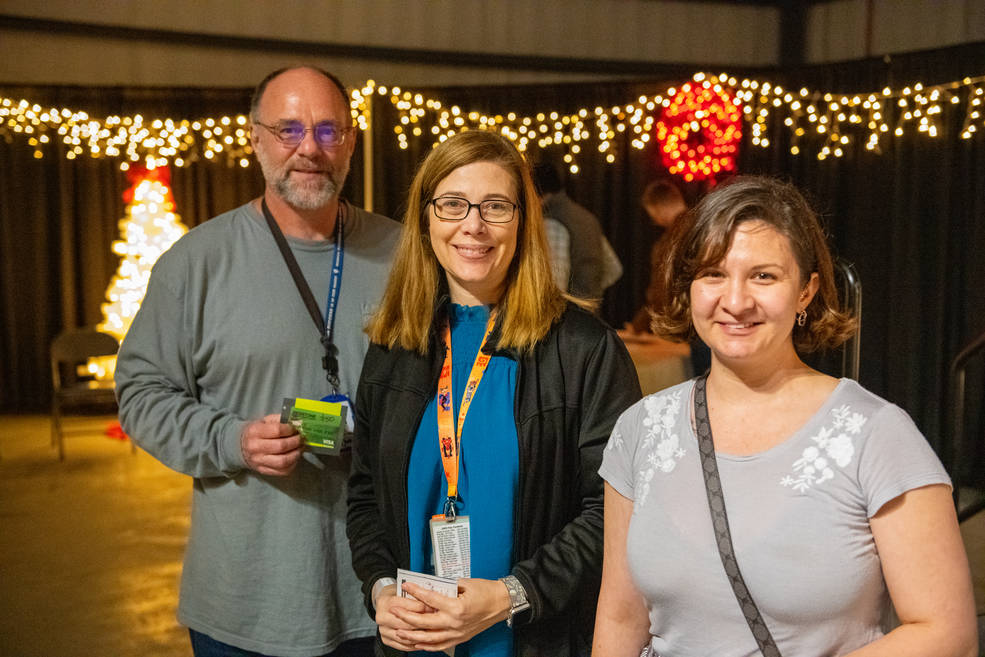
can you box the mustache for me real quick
[288,154,330,170]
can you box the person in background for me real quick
[532,161,620,300]
[542,213,572,292]
[624,177,687,336]
[594,176,977,656]
[115,66,400,657]
[643,177,688,229]
[620,177,710,376]
[346,131,641,657]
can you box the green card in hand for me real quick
[280,397,346,455]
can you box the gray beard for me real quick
[256,147,350,211]
[273,164,349,210]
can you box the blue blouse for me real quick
[407,304,519,657]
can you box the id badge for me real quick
[429,514,471,579]
[321,393,355,433]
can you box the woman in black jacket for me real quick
[346,130,640,657]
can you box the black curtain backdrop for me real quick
[1,43,983,482]
[368,73,720,327]
[0,85,263,413]
[739,44,985,485]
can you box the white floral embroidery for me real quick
[634,389,684,509]
[781,403,867,492]
[606,425,625,452]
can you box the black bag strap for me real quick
[693,374,782,657]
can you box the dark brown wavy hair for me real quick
[649,175,856,353]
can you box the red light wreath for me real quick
[655,82,742,182]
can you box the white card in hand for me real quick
[396,568,458,600]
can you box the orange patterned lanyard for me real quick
[436,310,497,518]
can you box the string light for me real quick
[2,71,984,176]
[961,84,984,139]
[737,73,985,158]
[0,97,254,169]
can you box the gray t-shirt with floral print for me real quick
[599,378,950,657]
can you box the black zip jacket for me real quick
[346,302,642,656]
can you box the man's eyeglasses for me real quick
[255,120,354,148]
[429,196,517,224]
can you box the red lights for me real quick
[656,82,742,182]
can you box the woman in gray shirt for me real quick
[593,176,977,656]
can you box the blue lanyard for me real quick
[324,214,344,345]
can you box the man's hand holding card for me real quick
[239,413,303,476]
[279,397,347,455]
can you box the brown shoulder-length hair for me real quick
[367,130,588,354]
[650,175,856,353]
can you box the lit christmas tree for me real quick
[90,165,187,378]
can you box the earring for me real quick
[796,310,807,327]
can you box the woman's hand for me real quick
[390,578,512,652]
[374,583,436,652]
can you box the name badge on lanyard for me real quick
[429,513,471,579]
[429,310,496,579]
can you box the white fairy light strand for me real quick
[2,71,983,172]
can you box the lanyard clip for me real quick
[321,339,340,394]
[443,496,458,521]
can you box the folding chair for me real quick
[50,328,120,460]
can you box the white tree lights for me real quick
[98,166,187,345]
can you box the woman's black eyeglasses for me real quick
[429,196,517,223]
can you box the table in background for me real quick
[623,338,692,396]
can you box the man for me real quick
[640,177,688,231]
[620,177,709,378]
[532,162,617,300]
[542,214,571,292]
[115,66,400,657]
[627,177,688,334]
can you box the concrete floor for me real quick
[0,415,190,657]
[0,413,983,656]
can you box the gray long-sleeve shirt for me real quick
[116,200,399,656]
[542,192,608,299]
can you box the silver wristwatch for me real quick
[499,575,530,628]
